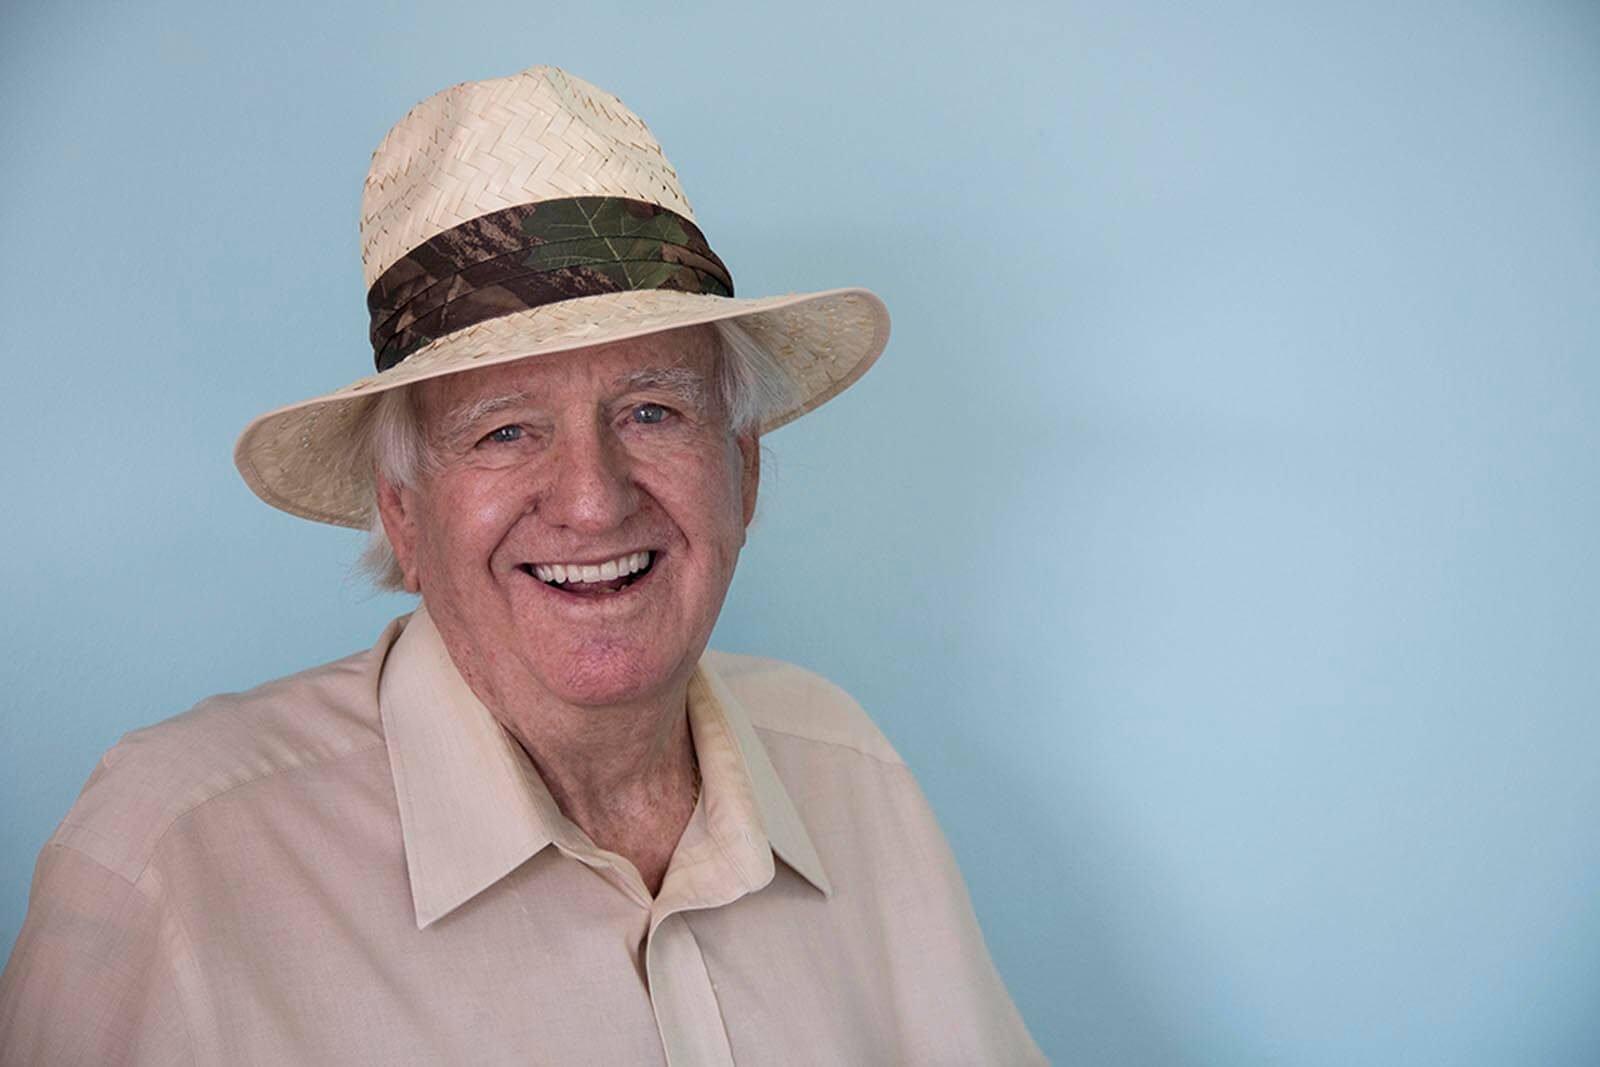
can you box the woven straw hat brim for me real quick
[234,286,889,529]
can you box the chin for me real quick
[541,642,695,710]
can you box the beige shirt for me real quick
[0,608,1044,1065]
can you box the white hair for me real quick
[356,318,799,591]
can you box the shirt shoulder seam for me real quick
[59,736,388,884]
[40,837,142,889]
[750,723,906,768]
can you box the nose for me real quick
[538,416,640,532]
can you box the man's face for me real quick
[376,325,758,714]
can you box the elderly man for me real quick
[0,67,1042,1065]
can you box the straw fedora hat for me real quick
[234,65,890,529]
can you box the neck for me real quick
[418,600,706,896]
[483,680,702,897]
[506,684,697,820]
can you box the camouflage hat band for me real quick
[367,196,734,372]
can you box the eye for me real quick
[631,403,670,425]
[482,425,524,444]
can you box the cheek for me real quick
[665,452,744,521]
[413,475,528,576]
[692,458,753,559]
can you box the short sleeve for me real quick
[0,841,194,1066]
[887,770,1049,1065]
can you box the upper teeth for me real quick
[533,551,652,585]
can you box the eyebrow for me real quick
[436,390,533,444]
[614,367,711,411]
[433,367,714,443]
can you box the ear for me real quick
[737,433,761,528]
[374,471,423,594]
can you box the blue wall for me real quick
[4,2,1599,1063]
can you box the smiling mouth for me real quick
[518,550,655,596]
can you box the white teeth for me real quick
[533,551,652,586]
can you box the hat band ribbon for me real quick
[367,196,734,372]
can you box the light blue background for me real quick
[4,2,1599,1063]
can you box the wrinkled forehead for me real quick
[412,323,722,425]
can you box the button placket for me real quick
[644,911,735,1067]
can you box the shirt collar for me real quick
[378,606,830,929]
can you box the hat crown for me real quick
[359,66,696,289]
